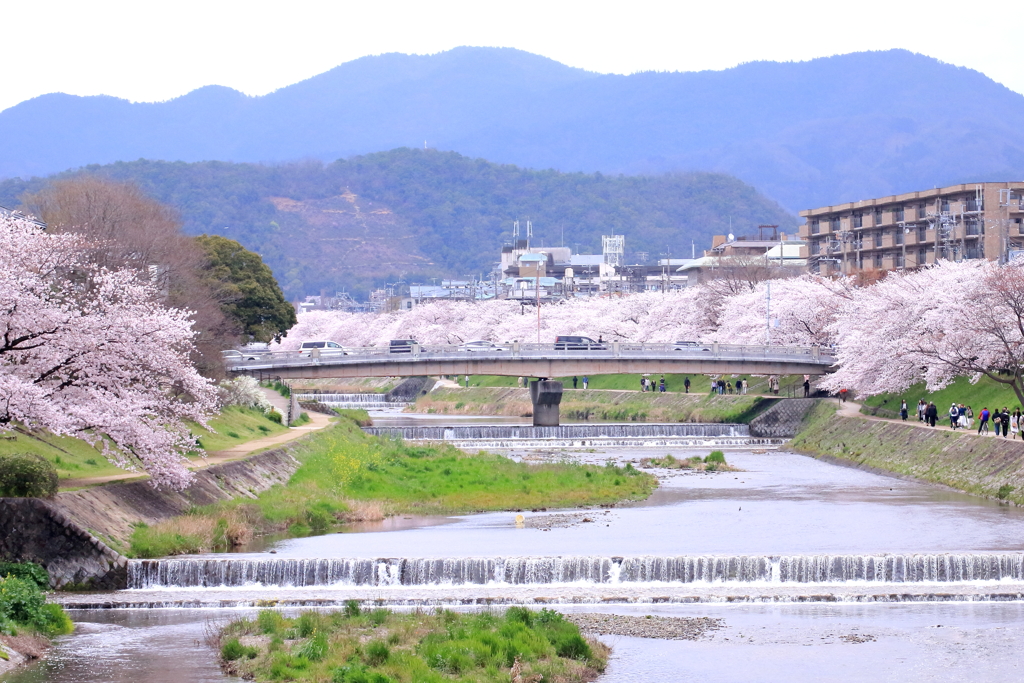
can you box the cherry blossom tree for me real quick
[820,259,1024,405]
[0,215,218,489]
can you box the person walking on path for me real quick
[740,378,747,394]
[958,404,968,429]
[803,378,811,397]
[583,376,589,390]
[966,405,974,430]
[917,399,926,422]
[839,387,848,403]
[684,377,691,393]
[1012,409,1021,439]
[993,409,1003,436]
[949,403,959,430]
[573,376,578,389]
[1002,408,1011,438]
[925,402,938,427]
[900,400,909,421]
[979,407,990,434]
[659,377,666,393]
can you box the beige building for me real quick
[799,182,1024,275]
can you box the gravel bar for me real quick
[567,613,723,640]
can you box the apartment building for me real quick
[799,182,1024,274]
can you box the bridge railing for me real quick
[225,342,836,372]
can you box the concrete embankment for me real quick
[415,386,772,423]
[791,403,1024,505]
[1,444,302,589]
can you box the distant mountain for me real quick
[0,150,796,298]
[3,48,1024,210]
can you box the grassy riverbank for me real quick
[859,376,1024,419]
[791,402,1024,505]
[216,605,607,683]
[0,563,74,673]
[129,413,656,558]
[0,406,288,486]
[415,386,769,423]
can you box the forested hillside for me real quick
[3,47,1024,210]
[0,149,796,298]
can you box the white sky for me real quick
[5,0,1023,114]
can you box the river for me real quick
[6,410,1024,682]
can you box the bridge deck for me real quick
[227,342,835,379]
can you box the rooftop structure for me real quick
[799,182,1024,274]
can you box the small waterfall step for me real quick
[363,423,749,441]
[296,393,408,409]
[129,553,1024,589]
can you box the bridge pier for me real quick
[529,379,563,426]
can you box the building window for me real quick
[918,248,927,265]
[830,217,841,232]
[918,226,928,242]
[874,253,883,268]
[941,199,950,213]
[811,219,820,235]
[965,217,981,236]
[895,253,905,268]
[874,231,883,248]
[966,197,982,212]
[874,209,883,226]
[810,241,820,255]
[893,206,905,222]
[917,204,928,220]
[895,229,904,245]
[852,213,863,228]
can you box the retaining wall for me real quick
[749,398,819,438]
[1,444,302,589]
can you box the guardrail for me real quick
[225,342,836,372]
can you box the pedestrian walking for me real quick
[839,387,848,403]
[465,375,470,388]
[917,399,926,422]
[803,378,811,397]
[958,404,967,429]
[993,409,1003,436]
[1002,408,1011,438]
[641,376,646,392]
[1011,409,1021,439]
[659,377,666,392]
[979,407,990,434]
[726,381,733,394]
[573,376,578,389]
[966,405,974,430]
[684,377,691,393]
[583,376,589,390]
[925,402,938,427]
[740,378,747,394]
[949,403,959,430]
[900,399,908,421]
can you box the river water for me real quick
[7,410,1024,682]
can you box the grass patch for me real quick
[859,375,1024,420]
[640,450,738,472]
[217,607,608,683]
[0,563,75,637]
[191,406,289,453]
[130,415,655,557]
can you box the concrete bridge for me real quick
[227,342,836,426]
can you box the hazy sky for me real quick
[6,0,1023,113]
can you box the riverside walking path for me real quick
[837,397,1024,440]
[59,389,332,488]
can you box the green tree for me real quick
[195,235,296,343]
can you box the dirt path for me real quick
[60,407,333,489]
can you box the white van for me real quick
[298,340,347,357]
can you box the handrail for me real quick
[225,342,837,372]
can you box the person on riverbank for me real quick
[958,404,968,429]
[573,376,578,389]
[949,403,959,430]
[925,402,938,427]
[917,399,926,422]
[978,407,990,434]
[1011,409,1021,439]
[804,378,811,397]
[659,377,666,392]
[839,387,848,403]
[965,405,974,430]
[993,409,1003,436]
[900,400,908,421]
[684,377,691,393]
[740,378,747,394]
[1001,408,1011,438]
[583,376,589,389]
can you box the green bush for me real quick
[297,630,329,662]
[257,609,286,635]
[997,484,1015,500]
[0,562,49,588]
[705,450,726,464]
[0,575,73,636]
[222,637,258,661]
[364,639,390,666]
[343,599,361,618]
[266,410,283,424]
[0,453,59,498]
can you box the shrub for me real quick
[0,562,50,589]
[297,630,329,662]
[705,450,726,464]
[0,453,59,498]
[222,637,258,661]
[997,484,1015,500]
[257,609,286,635]
[343,599,361,618]
[364,639,390,666]
[267,410,283,424]
[0,575,73,636]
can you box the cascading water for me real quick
[295,393,407,410]
[128,553,1024,589]
[364,424,749,440]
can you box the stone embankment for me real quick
[0,444,302,589]
[792,403,1024,504]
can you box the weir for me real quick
[294,393,408,410]
[363,423,750,440]
[128,553,1024,589]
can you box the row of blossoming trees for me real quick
[280,259,1024,407]
[1,214,219,489]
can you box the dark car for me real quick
[389,339,419,354]
[554,335,606,350]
